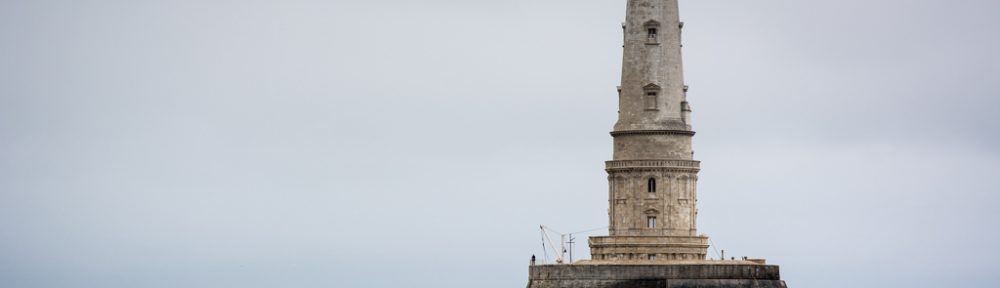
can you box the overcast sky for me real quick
[2,0,999,287]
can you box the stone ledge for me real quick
[530,264,782,280]
[590,236,709,246]
[611,130,696,137]
[528,279,788,288]
[606,160,700,171]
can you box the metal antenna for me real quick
[567,234,576,263]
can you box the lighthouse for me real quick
[589,0,708,262]
[526,1,790,287]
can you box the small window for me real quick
[647,28,658,38]
[647,216,657,228]
[643,83,661,110]
[647,178,657,193]
[645,92,658,110]
[648,254,657,261]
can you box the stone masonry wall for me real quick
[527,264,787,288]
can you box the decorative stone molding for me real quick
[589,235,710,262]
[611,130,695,137]
[606,160,700,172]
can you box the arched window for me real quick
[648,178,657,193]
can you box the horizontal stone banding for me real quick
[590,236,709,244]
[528,264,783,281]
[611,130,696,136]
[606,160,700,172]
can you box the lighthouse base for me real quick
[589,235,710,262]
[527,262,787,288]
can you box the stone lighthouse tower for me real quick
[588,0,708,262]
[527,0,790,287]
[528,0,787,288]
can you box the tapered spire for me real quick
[615,0,690,133]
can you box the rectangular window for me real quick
[648,254,657,261]
[647,28,657,38]
[647,216,657,228]
[645,92,658,110]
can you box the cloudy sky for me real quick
[2,0,998,287]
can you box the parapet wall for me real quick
[589,236,709,261]
[528,264,787,288]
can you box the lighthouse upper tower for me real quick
[589,0,709,262]
[615,0,691,134]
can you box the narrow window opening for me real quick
[647,178,657,193]
[645,92,658,110]
[647,216,657,228]
[648,254,657,261]
[647,28,658,38]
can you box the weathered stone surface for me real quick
[589,236,708,262]
[527,264,787,288]
[525,0,790,286]
[596,0,707,262]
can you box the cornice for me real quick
[611,130,696,136]
[606,160,701,173]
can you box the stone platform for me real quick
[527,262,787,288]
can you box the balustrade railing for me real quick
[605,160,700,170]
